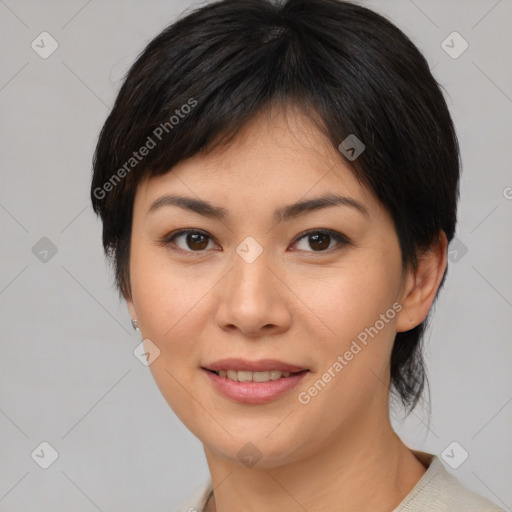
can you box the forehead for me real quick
[135,105,374,213]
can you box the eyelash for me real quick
[159,228,351,256]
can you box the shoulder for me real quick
[174,455,506,512]
[394,452,506,512]
[431,458,505,512]
[174,478,213,512]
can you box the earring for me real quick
[131,319,140,332]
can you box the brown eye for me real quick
[164,230,215,252]
[308,232,331,251]
[163,228,349,255]
[185,232,209,250]
[293,229,350,253]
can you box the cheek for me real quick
[305,257,400,340]
[296,248,402,387]
[129,246,213,426]
[129,244,211,357]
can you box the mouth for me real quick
[204,368,308,382]
[201,358,310,404]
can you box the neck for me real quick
[202,407,427,512]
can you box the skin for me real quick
[126,104,448,512]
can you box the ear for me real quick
[396,230,448,332]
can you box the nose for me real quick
[214,247,292,338]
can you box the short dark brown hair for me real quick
[91,0,461,412]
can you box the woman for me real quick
[90,0,505,510]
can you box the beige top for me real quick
[174,451,505,511]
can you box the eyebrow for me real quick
[147,193,369,222]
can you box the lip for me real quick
[202,367,309,404]
[203,358,308,373]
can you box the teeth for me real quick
[216,369,293,382]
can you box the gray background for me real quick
[0,0,511,511]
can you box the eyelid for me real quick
[159,228,219,254]
[160,228,351,254]
[292,228,351,248]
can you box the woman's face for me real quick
[127,106,414,468]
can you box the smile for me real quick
[202,367,310,404]
[211,369,303,382]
